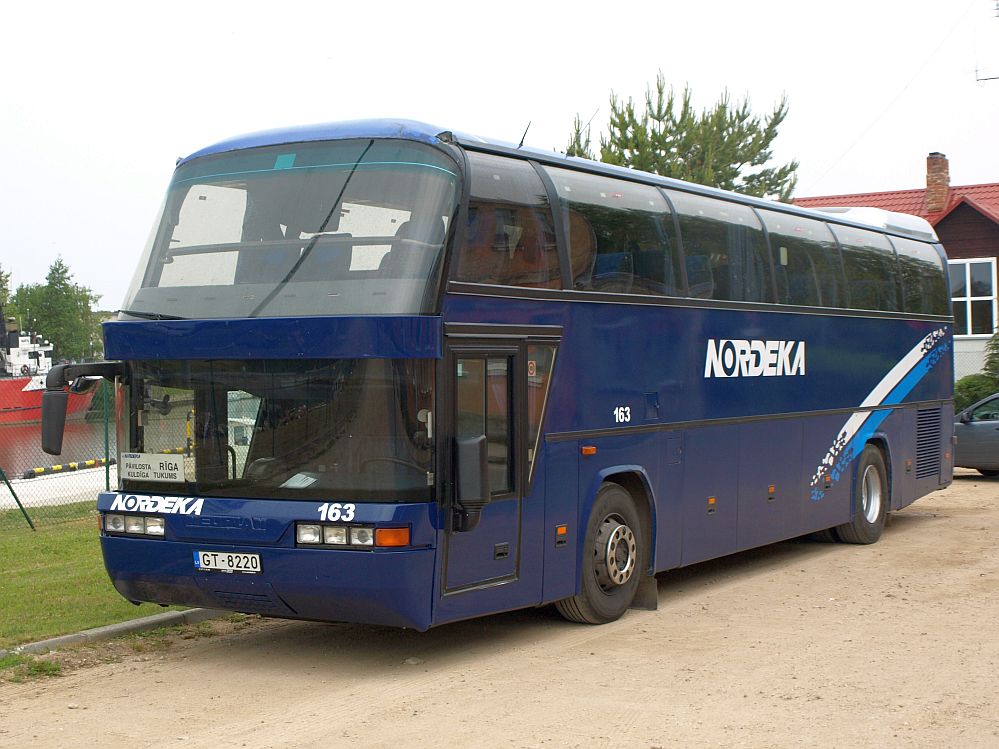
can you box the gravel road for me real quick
[2,468,997,748]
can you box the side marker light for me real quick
[375,528,410,547]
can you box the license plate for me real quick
[193,550,261,574]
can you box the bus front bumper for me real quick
[101,537,437,630]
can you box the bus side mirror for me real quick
[41,360,126,456]
[42,389,69,455]
[455,434,489,532]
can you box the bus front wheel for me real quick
[836,444,888,544]
[556,482,643,624]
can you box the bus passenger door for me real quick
[441,344,524,596]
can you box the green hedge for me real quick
[955,373,998,413]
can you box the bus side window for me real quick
[452,154,559,289]
[685,253,714,299]
[891,236,949,316]
[830,226,901,312]
[759,210,842,308]
[456,357,513,495]
[667,191,773,303]
[544,167,682,296]
[568,209,597,287]
[526,344,556,481]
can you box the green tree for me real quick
[0,263,10,307]
[11,258,102,361]
[567,73,799,201]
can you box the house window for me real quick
[948,258,997,336]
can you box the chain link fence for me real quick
[0,381,116,531]
[954,347,987,383]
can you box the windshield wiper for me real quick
[118,309,187,320]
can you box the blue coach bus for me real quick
[42,120,952,629]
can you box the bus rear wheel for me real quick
[836,444,888,544]
[556,483,643,624]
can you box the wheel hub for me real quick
[594,518,637,590]
[861,464,882,523]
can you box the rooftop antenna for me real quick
[517,121,531,149]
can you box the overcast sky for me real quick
[1,0,997,310]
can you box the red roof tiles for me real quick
[795,183,999,227]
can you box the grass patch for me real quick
[0,499,96,528]
[0,653,63,682]
[0,517,182,649]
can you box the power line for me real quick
[976,1,999,80]
[804,1,978,193]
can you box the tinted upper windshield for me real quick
[122,139,460,318]
[119,358,435,502]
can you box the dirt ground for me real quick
[1,469,997,748]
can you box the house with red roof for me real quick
[796,153,999,379]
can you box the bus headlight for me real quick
[101,513,166,537]
[324,526,348,545]
[125,516,146,534]
[296,524,323,544]
[349,527,374,546]
[145,517,166,536]
[294,522,408,548]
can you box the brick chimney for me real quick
[924,152,950,214]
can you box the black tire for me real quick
[835,444,888,544]
[555,482,643,624]
[977,469,999,477]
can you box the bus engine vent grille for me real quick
[915,408,942,479]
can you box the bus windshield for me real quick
[118,358,435,502]
[121,139,460,318]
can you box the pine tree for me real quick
[983,331,999,381]
[567,73,799,201]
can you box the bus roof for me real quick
[180,119,449,162]
[802,206,938,241]
[181,118,939,243]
